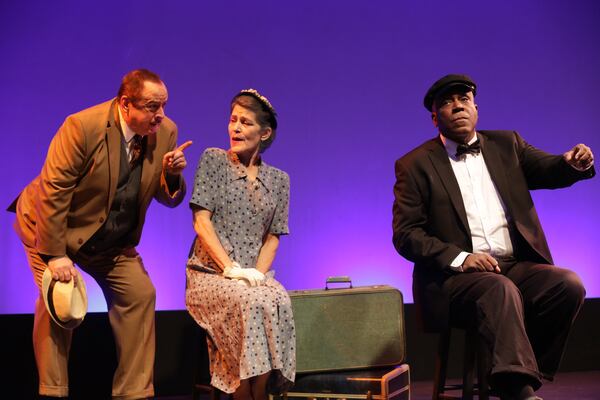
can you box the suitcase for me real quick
[277,364,411,400]
[289,278,406,373]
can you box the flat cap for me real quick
[424,74,477,111]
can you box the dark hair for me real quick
[230,92,278,153]
[117,69,163,100]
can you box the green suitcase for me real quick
[289,278,406,374]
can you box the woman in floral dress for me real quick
[186,89,295,399]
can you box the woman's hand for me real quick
[242,268,266,286]
[224,262,265,286]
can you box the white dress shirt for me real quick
[118,105,138,158]
[440,133,514,271]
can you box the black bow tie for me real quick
[455,139,481,158]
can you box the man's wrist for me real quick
[164,172,181,193]
[165,172,180,182]
[449,251,470,272]
[40,254,63,264]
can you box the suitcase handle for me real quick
[325,276,353,290]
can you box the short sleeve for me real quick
[189,148,223,211]
[269,170,290,235]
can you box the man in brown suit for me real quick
[12,69,191,399]
[392,74,594,400]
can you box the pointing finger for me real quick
[176,140,193,153]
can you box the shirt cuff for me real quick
[448,252,470,272]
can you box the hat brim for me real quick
[425,82,476,111]
[41,268,88,329]
[424,74,477,111]
[437,81,475,96]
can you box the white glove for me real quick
[223,262,265,287]
[242,268,266,287]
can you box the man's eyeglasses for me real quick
[132,100,167,114]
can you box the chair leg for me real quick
[433,328,496,400]
[462,330,477,400]
[433,328,451,400]
[476,336,490,400]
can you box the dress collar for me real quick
[227,150,271,190]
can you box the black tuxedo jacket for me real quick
[392,130,595,331]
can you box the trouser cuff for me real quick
[39,383,68,397]
[490,366,543,390]
[111,387,154,400]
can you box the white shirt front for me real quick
[441,134,513,271]
[117,105,138,158]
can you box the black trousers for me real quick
[442,260,585,388]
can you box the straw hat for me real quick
[41,268,88,329]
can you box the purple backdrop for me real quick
[1,1,599,313]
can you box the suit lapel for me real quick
[106,101,122,210]
[426,138,470,234]
[479,134,514,215]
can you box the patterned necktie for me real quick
[128,135,142,167]
[455,139,481,158]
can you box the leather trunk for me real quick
[278,364,411,399]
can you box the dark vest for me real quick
[79,136,144,254]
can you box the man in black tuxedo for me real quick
[392,74,594,400]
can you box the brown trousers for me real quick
[25,244,156,399]
[443,260,585,389]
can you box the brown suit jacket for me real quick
[392,130,595,331]
[13,99,185,258]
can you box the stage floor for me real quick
[158,370,600,400]
[409,370,600,400]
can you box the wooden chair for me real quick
[432,327,496,400]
